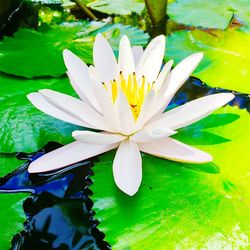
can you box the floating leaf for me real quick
[165,29,250,93]
[168,0,233,29]
[168,0,250,30]
[0,193,28,250]
[0,74,78,153]
[83,0,144,15]
[0,21,149,78]
[91,106,250,249]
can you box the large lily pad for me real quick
[0,74,78,153]
[168,0,233,29]
[168,0,250,29]
[91,106,250,249]
[165,29,250,93]
[83,0,144,15]
[0,21,149,78]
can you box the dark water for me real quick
[0,77,249,250]
[0,142,110,250]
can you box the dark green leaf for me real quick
[0,21,149,78]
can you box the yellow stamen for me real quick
[104,72,153,120]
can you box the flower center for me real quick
[104,72,153,120]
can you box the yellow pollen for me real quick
[108,72,153,120]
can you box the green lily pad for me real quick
[165,29,250,93]
[168,0,233,29]
[82,0,144,15]
[0,156,27,250]
[0,74,79,153]
[0,193,27,250]
[0,21,149,78]
[91,106,250,249]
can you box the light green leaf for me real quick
[0,21,149,78]
[168,0,250,30]
[165,29,250,93]
[91,106,250,249]
[83,0,144,15]
[0,74,78,153]
[228,0,250,27]
[168,0,233,29]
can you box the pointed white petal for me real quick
[118,35,135,78]
[67,71,91,105]
[39,89,112,131]
[73,131,126,144]
[93,33,118,84]
[28,141,118,173]
[113,140,142,196]
[131,127,176,143]
[136,35,166,83]
[139,138,212,163]
[63,49,100,112]
[27,92,90,127]
[135,90,156,130]
[115,90,135,135]
[132,46,143,66]
[153,60,173,91]
[163,53,203,106]
[92,79,120,132]
[148,93,235,131]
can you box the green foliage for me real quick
[0,156,27,250]
[0,21,149,78]
[165,28,250,93]
[168,0,233,29]
[83,0,145,15]
[91,106,250,249]
[0,74,79,153]
[0,193,28,250]
[168,0,250,29]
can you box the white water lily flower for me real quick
[27,34,234,196]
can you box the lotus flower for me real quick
[27,34,234,196]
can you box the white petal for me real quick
[136,35,166,83]
[73,131,126,144]
[27,92,90,127]
[148,93,235,131]
[135,90,156,130]
[115,90,135,135]
[153,60,173,91]
[67,71,91,105]
[28,141,118,173]
[139,138,212,163]
[132,46,143,66]
[39,89,112,131]
[131,127,176,143]
[92,79,120,132]
[93,33,118,85]
[113,140,142,196]
[118,35,135,78]
[163,53,203,107]
[63,49,100,112]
